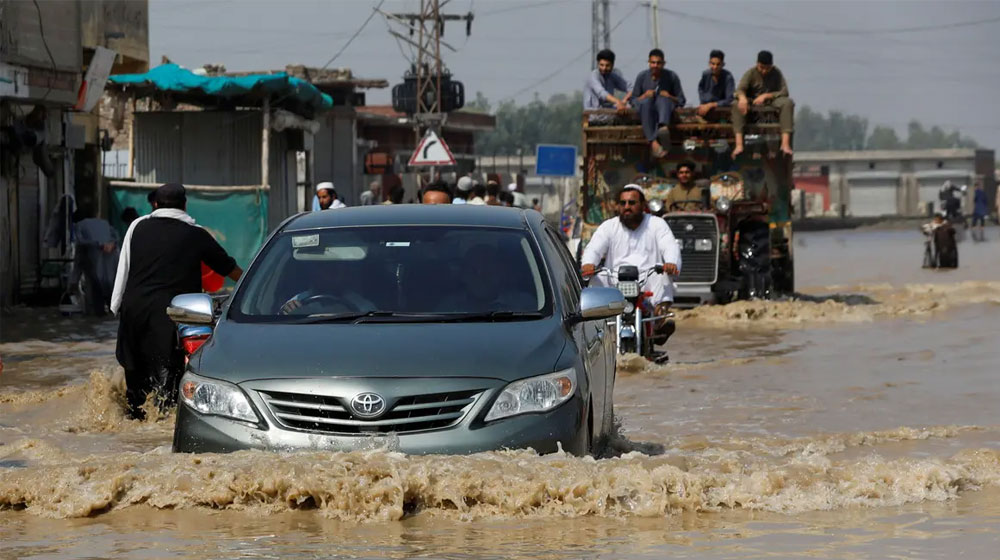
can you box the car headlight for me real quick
[694,238,713,252]
[715,196,731,213]
[484,368,577,422]
[180,371,260,424]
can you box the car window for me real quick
[537,227,578,314]
[230,226,552,321]
[545,227,582,299]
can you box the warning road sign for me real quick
[408,130,456,167]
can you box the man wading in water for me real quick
[112,183,242,419]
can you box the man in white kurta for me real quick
[581,184,681,307]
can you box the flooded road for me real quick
[2,228,999,558]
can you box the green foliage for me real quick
[468,94,979,153]
[471,91,584,154]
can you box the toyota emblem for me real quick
[350,392,386,418]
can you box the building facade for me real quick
[794,149,996,218]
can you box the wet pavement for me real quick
[1,227,999,558]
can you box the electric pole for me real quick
[651,0,660,49]
[385,0,472,130]
[591,0,611,69]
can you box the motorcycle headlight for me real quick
[484,368,577,422]
[694,238,713,252]
[617,280,639,298]
[622,301,635,315]
[180,371,260,424]
[715,196,731,213]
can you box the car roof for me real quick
[282,205,535,232]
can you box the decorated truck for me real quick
[577,106,794,305]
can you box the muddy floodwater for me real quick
[2,228,999,559]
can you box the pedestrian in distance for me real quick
[314,181,346,210]
[360,181,381,205]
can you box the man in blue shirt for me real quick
[631,48,686,158]
[583,49,631,111]
[696,49,735,118]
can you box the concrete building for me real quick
[1,0,149,307]
[794,149,996,218]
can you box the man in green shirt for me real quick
[732,50,794,157]
[662,162,706,211]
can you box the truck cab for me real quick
[578,106,794,306]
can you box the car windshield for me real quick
[229,225,551,322]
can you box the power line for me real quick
[478,0,575,16]
[321,0,387,69]
[501,2,642,101]
[655,6,1000,35]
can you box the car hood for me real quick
[194,317,570,384]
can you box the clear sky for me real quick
[150,0,1000,152]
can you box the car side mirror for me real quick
[568,287,625,324]
[167,293,215,325]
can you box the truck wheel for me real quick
[737,222,772,300]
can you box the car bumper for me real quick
[673,283,715,307]
[172,387,586,456]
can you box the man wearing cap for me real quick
[581,184,681,344]
[453,176,473,204]
[313,181,346,210]
[112,183,243,419]
[732,50,794,157]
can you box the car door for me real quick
[542,226,608,438]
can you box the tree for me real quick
[866,126,902,150]
[468,96,978,154]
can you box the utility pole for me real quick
[385,0,472,178]
[650,0,660,49]
[591,0,611,69]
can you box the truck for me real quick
[577,106,795,306]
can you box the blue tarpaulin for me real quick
[108,63,333,114]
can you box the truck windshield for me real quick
[229,225,551,322]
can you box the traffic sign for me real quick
[408,130,456,167]
[535,144,577,177]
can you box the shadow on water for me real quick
[597,416,667,458]
[789,292,880,306]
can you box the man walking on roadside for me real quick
[112,183,242,419]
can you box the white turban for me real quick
[316,181,335,193]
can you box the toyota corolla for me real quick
[168,205,625,456]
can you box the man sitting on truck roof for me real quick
[696,49,735,118]
[631,48,686,159]
[583,49,632,112]
[662,162,707,211]
[732,50,794,158]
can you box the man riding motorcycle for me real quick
[581,184,681,344]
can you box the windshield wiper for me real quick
[291,310,397,324]
[436,311,546,322]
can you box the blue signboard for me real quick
[535,144,578,177]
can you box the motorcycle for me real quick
[585,265,674,363]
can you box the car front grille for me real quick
[258,389,482,435]
[664,216,719,284]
